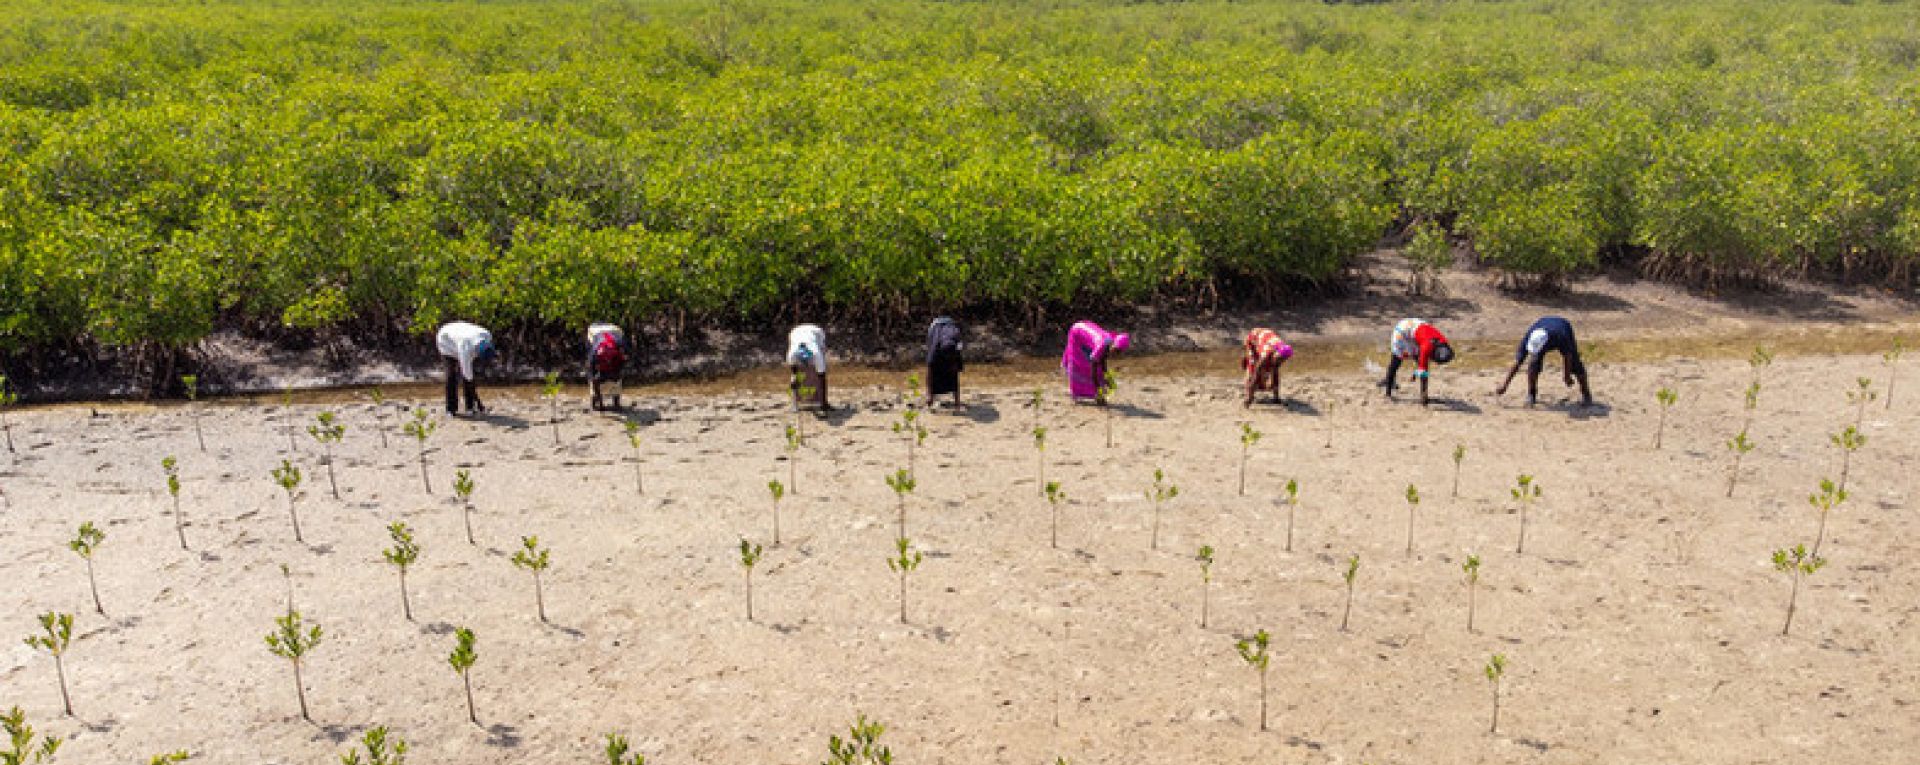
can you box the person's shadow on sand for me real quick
[1423,397,1482,414]
[467,411,531,429]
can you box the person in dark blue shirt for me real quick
[1496,316,1593,407]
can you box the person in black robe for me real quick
[925,317,964,409]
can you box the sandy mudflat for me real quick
[2,347,1917,764]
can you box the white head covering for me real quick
[1525,328,1549,356]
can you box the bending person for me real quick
[786,323,830,410]
[586,322,628,411]
[926,316,964,409]
[436,321,495,416]
[1062,320,1131,404]
[1496,316,1593,407]
[1380,318,1454,405]
[1241,328,1294,408]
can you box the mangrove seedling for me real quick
[1322,397,1336,449]
[783,423,801,495]
[1282,478,1300,553]
[1885,340,1903,409]
[383,522,421,622]
[1145,468,1179,551]
[448,627,478,724]
[1652,387,1677,450]
[1484,654,1507,734]
[1830,424,1866,492]
[541,371,563,445]
[368,386,390,449]
[453,469,476,545]
[149,751,189,764]
[892,407,927,479]
[1511,474,1541,555]
[1032,426,1048,495]
[402,408,437,494]
[1742,381,1761,430]
[271,459,305,543]
[1847,377,1876,427]
[163,456,187,549]
[181,374,205,452]
[739,539,763,622]
[339,725,406,765]
[23,612,74,716]
[1404,484,1421,556]
[1451,443,1466,498]
[1340,554,1359,632]
[511,536,552,623]
[1748,345,1774,384]
[1772,544,1827,637]
[68,522,106,616]
[1462,553,1482,633]
[624,420,645,496]
[822,714,891,765]
[1726,430,1755,498]
[792,381,814,444]
[265,610,324,722]
[1044,480,1066,549]
[1100,369,1116,448]
[308,411,345,500]
[280,562,296,615]
[768,480,785,544]
[1237,423,1261,497]
[605,732,646,765]
[1234,629,1271,732]
[885,468,916,539]
[1197,545,1215,629]
[1030,386,1045,430]
[1807,478,1848,557]
[886,537,923,624]
[0,706,60,763]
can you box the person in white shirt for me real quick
[435,321,495,416]
[785,324,829,410]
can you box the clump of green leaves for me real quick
[1237,423,1261,497]
[1772,544,1827,637]
[1145,468,1178,551]
[605,732,646,765]
[511,536,552,623]
[69,521,106,616]
[383,522,421,622]
[1234,629,1271,732]
[1451,443,1466,497]
[367,386,390,449]
[402,408,437,494]
[1281,478,1300,553]
[624,420,645,496]
[163,456,187,549]
[1807,478,1848,557]
[1511,474,1541,555]
[308,411,345,500]
[739,539,764,622]
[1652,387,1677,450]
[1847,377,1876,427]
[181,374,205,452]
[149,750,190,764]
[768,480,786,545]
[1,705,61,763]
[892,405,926,479]
[1340,554,1360,632]
[1403,484,1421,556]
[887,537,924,624]
[1462,553,1482,633]
[265,610,324,722]
[23,612,74,717]
[1484,654,1507,734]
[1044,480,1066,549]
[453,469,477,545]
[821,714,891,765]
[1726,429,1754,498]
[1196,545,1215,629]
[339,725,406,765]
[448,627,478,725]
[885,468,916,539]
[1830,424,1866,492]
[541,370,564,445]
[271,459,305,543]
[1031,425,1050,495]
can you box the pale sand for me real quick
[3,350,1916,764]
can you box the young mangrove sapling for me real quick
[511,536,552,623]
[885,468,916,539]
[453,469,476,545]
[1884,340,1903,409]
[1196,545,1214,628]
[1830,424,1866,492]
[68,522,106,616]
[624,420,644,496]
[181,374,205,452]
[1462,553,1481,633]
[383,522,420,622]
[892,406,926,479]
[1742,381,1761,431]
[1,705,61,763]
[368,386,390,449]
[1145,468,1178,551]
[1340,554,1359,632]
[1451,443,1466,498]
[1100,369,1116,448]
[308,411,345,500]
[739,539,763,622]
[271,459,305,543]
[1726,430,1754,498]
[1234,629,1271,732]
[280,562,296,615]
[339,725,406,765]
[886,537,923,624]
[822,714,891,765]
[1282,478,1300,553]
[1511,474,1540,555]
[1032,426,1048,496]
[1772,544,1827,637]
[1484,653,1507,734]
[1044,480,1066,549]
[1847,377,1876,427]
[768,480,786,544]
[163,456,187,549]
[148,750,189,764]
[604,732,646,765]
[1030,387,1045,431]
[783,424,801,495]
[448,627,478,725]
[265,610,324,722]
[1807,478,1848,557]
[541,371,563,445]
[23,612,74,716]
[1404,484,1421,556]
[1653,387,1677,450]
[403,408,437,494]
[1237,423,1261,497]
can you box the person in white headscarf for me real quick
[786,324,829,410]
[435,321,495,416]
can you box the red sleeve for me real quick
[1415,325,1446,371]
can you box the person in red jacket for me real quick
[586,323,628,411]
[1380,318,1455,405]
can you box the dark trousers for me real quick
[444,357,481,414]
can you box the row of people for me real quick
[430,314,1594,417]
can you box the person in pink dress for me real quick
[1061,321,1131,403]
